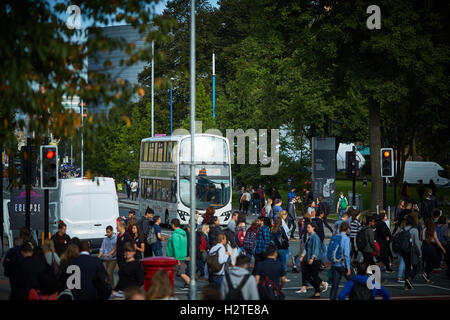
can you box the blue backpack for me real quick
[327,234,344,264]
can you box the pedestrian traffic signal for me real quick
[41,145,58,189]
[380,148,393,178]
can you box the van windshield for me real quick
[438,170,449,179]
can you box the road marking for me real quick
[425,284,450,292]
[283,283,450,291]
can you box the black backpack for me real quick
[258,276,285,300]
[273,229,289,249]
[224,273,251,300]
[394,229,412,256]
[349,281,374,300]
[356,227,368,251]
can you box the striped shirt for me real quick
[349,219,362,239]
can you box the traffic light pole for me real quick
[44,137,49,241]
[25,137,31,231]
[0,145,4,257]
[352,146,356,206]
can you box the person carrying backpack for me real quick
[206,233,230,287]
[356,215,379,266]
[328,221,352,300]
[401,215,422,290]
[336,192,349,220]
[235,222,246,255]
[243,221,259,258]
[252,216,271,275]
[254,244,286,300]
[338,262,390,300]
[270,217,290,272]
[221,255,259,300]
[3,238,24,279]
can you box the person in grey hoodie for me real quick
[221,255,259,300]
[403,215,422,290]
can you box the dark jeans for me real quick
[243,201,250,215]
[350,238,358,261]
[322,216,334,233]
[392,221,400,235]
[363,252,375,266]
[252,199,260,214]
[403,253,418,284]
[144,240,153,258]
[303,260,322,294]
[252,253,266,275]
[444,244,450,277]
[379,242,391,269]
[151,244,163,256]
[422,242,438,277]
[330,266,351,300]
[209,274,224,287]
[288,219,296,238]
[300,261,310,287]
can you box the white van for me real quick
[403,161,450,187]
[56,177,119,249]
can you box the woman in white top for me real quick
[265,198,273,219]
[241,189,251,215]
[131,179,138,201]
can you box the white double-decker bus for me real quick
[138,134,232,225]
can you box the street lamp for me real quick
[170,77,174,135]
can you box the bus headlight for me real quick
[177,210,190,222]
[220,210,232,221]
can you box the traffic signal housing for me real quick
[380,148,394,178]
[41,145,58,189]
[20,145,37,186]
[345,151,359,178]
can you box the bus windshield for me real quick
[179,176,231,210]
[179,163,231,210]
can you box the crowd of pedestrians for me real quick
[3,180,448,301]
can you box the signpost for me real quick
[312,137,336,213]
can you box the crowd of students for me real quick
[3,183,448,300]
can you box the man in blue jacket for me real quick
[272,199,283,221]
[288,187,296,203]
[329,222,352,300]
[338,262,390,300]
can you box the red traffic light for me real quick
[383,151,390,158]
[46,150,55,159]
